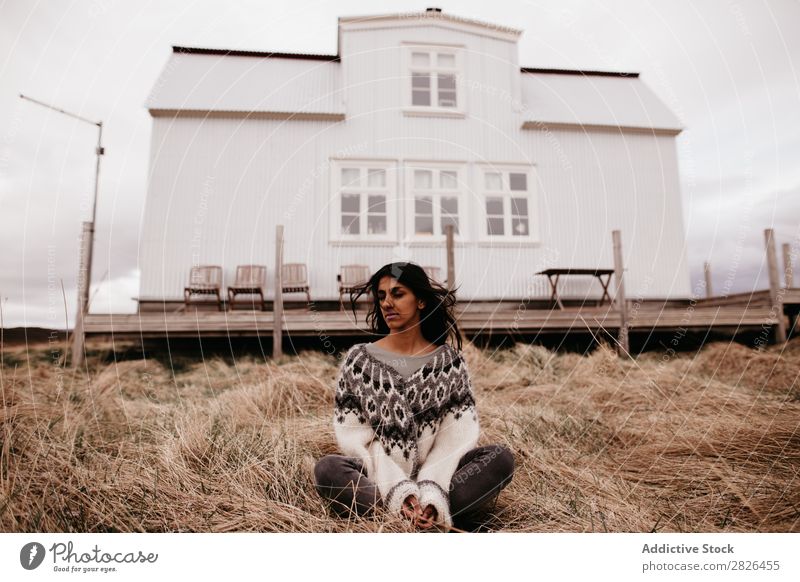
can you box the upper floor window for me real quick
[479,167,537,242]
[403,44,465,117]
[330,161,397,242]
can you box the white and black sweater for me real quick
[333,342,480,527]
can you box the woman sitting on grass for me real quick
[314,261,514,531]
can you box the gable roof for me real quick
[520,70,683,134]
[145,9,682,133]
[146,47,345,119]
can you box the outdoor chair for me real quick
[184,265,224,310]
[338,264,370,311]
[227,265,267,310]
[281,263,312,304]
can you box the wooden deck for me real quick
[83,288,800,341]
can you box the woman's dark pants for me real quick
[313,444,514,530]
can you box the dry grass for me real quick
[1,336,798,532]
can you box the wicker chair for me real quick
[227,265,267,310]
[184,266,224,311]
[281,263,311,304]
[338,264,371,311]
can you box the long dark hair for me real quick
[349,262,463,351]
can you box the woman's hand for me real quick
[417,504,438,529]
[400,495,438,529]
[401,495,439,529]
[401,494,423,524]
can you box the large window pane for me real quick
[412,90,431,106]
[441,196,459,234]
[438,74,456,90]
[437,74,457,107]
[511,197,528,217]
[341,214,359,235]
[487,217,504,236]
[368,215,387,235]
[412,72,431,88]
[510,172,527,191]
[438,92,457,107]
[415,196,433,235]
[368,195,386,213]
[485,197,503,215]
[484,172,502,190]
[341,168,359,187]
[512,218,529,236]
[415,196,433,214]
[412,72,431,106]
[414,170,433,189]
[367,194,387,235]
[367,169,386,188]
[486,196,504,236]
[415,216,433,234]
[341,193,360,213]
[441,196,458,216]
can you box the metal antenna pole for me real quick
[19,94,104,368]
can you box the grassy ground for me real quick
[1,336,798,532]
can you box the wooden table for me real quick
[536,268,615,310]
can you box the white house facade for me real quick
[138,8,691,308]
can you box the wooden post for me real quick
[71,221,93,368]
[765,228,787,343]
[612,230,629,356]
[704,261,713,297]
[445,224,455,291]
[273,225,284,359]
[784,243,797,336]
[782,243,794,288]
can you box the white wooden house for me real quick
[138,8,690,310]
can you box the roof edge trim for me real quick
[171,46,340,62]
[521,67,639,78]
[522,120,682,135]
[150,109,345,121]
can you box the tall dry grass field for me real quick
[1,337,798,532]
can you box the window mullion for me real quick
[359,190,367,236]
[504,195,511,239]
[433,191,440,236]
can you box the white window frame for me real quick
[476,165,538,243]
[329,160,398,244]
[402,43,466,118]
[404,161,466,243]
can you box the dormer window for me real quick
[403,44,465,117]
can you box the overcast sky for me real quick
[1,0,798,329]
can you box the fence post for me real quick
[765,229,787,343]
[273,225,284,359]
[71,221,93,369]
[782,243,794,288]
[612,230,629,356]
[704,261,713,297]
[446,224,455,291]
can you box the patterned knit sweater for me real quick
[333,342,480,527]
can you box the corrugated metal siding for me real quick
[138,21,691,303]
[139,120,691,301]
